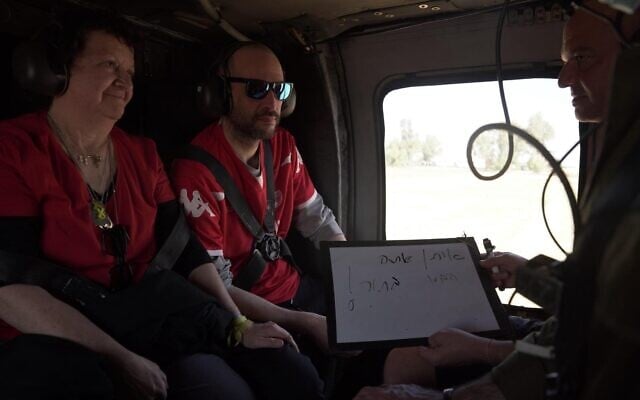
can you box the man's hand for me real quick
[241,321,299,352]
[113,351,168,400]
[296,311,330,352]
[354,384,443,400]
[418,328,491,367]
[295,311,361,356]
[479,252,527,289]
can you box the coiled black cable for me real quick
[540,124,597,255]
[467,123,582,235]
[469,0,515,181]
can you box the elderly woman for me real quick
[0,10,322,400]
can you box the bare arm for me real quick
[0,284,133,359]
[188,262,242,316]
[188,263,300,350]
[419,328,515,367]
[228,285,294,323]
[229,285,329,351]
[0,284,167,399]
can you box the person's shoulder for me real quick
[274,126,295,140]
[271,126,298,150]
[0,111,46,136]
[171,123,222,182]
[191,122,222,149]
[0,112,49,156]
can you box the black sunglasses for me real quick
[227,77,294,101]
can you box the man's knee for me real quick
[231,345,325,400]
[165,353,256,400]
[0,334,114,399]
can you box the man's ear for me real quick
[196,74,229,120]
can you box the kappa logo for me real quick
[281,153,292,167]
[180,189,214,218]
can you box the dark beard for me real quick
[231,110,280,140]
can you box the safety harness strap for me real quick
[0,209,190,299]
[179,142,299,291]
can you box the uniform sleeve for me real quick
[491,317,557,400]
[581,214,640,399]
[170,159,226,258]
[0,136,40,216]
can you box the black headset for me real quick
[11,22,70,97]
[196,41,296,120]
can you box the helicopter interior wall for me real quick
[335,10,564,241]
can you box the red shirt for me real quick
[0,112,175,341]
[171,124,317,304]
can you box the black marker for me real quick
[483,238,504,291]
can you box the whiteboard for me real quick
[324,238,509,349]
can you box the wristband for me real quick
[227,315,253,347]
[442,388,455,400]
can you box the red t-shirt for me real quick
[0,112,175,341]
[170,124,317,304]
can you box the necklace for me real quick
[47,113,105,168]
[47,113,116,230]
[87,143,115,230]
[85,140,115,230]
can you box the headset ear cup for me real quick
[196,75,227,120]
[281,87,296,118]
[12,40,68,96]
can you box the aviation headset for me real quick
[11,22,71,97]
[196,41,297,120]
[562,0,640,47]
[11,11,137,97]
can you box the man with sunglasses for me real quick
[171,42,346,359]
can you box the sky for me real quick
[382,78,580,168]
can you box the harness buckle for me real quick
[255,233,281,262]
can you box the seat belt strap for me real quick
[146,210,191,276]
[233,250,267,291]
[0,206,191,293]
[179,142,299,291]
[263,141,276,235]
[181,144,266,240]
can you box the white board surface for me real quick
[329,241,500,345]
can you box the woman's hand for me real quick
[241,321,299,352]
[113,351,168,400]
[479,252,527,289]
